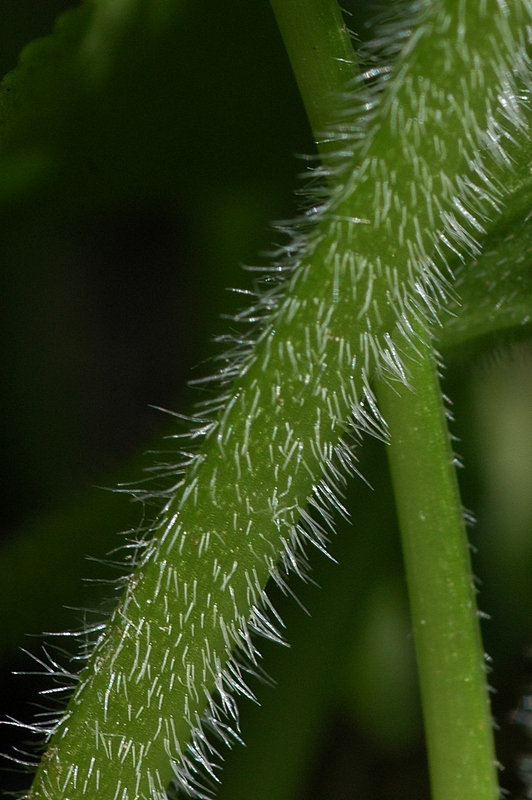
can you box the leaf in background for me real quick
[441,192,532,353]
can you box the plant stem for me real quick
[271,0,502,792]
[269,0,357,156]
[376,345,498,800]
[23,0,531,795]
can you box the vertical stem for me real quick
[269,0,357,156]
[271,0,499,794]
[376,345,498,800]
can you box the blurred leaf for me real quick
[441,204,532,354]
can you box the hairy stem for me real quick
[26,0,532,797]
[275,0,500,794]
[377,346,498,800]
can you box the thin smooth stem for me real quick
[271,0,499,794]
[25,0,522,793]
[376,346,498,800]
[269,0,357,156]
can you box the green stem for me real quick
[269,0,357,156]
[271,0,499,794]
[376,345,498,800]
[24,0,531,796]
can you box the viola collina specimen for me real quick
[27,0,532,798]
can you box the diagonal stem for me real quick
[271,0,499,796]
